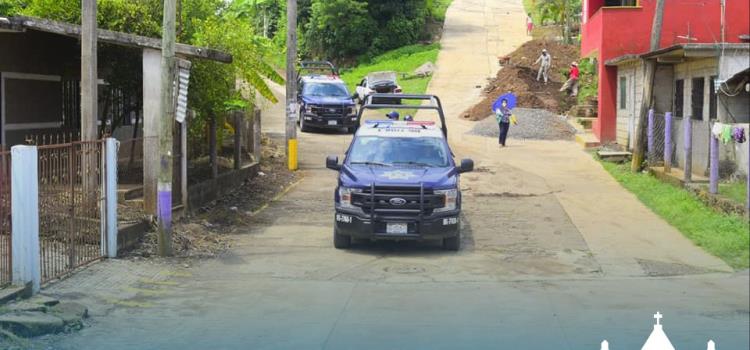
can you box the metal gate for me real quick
[38,141,106,283]
[0,150,11,287]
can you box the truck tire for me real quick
[443,231,460,251]
[334,230,351,249]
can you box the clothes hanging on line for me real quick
[732,126,746,144]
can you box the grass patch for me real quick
[429,0,453,22]
[340,43,440,94]
[599,161,750,270]
[719,181,748,205]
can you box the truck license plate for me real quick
[328,120,337,126]
[386,223,408,234]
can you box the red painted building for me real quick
[580,0,750,142]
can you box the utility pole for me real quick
[157,0,177,256]
[81,0,97,142]
[630,0,666,172]
[285,0,298,171]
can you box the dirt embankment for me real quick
[462,39,580,121]
[127,136,299,259]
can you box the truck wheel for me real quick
[347,126,357,134]
[443,231,460,251]
[334,230,351,249]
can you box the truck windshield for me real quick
[347,136,450,167]
[303,82,349,97]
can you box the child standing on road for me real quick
[495,99,513,147]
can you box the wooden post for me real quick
[209,114,218,179]
[683,118,692,182]
[157,0,177,257]
[647,109,654,162]
[233,111,242,170]
[630,0,666,172]
[285,0,298,171]
[181,114,188,211]
[253,108,262,163]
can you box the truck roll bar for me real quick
[356,94,448,137]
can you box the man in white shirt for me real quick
[534,49,551,84]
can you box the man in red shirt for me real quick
[560,62,580,97]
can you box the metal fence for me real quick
[37,141,106,283]
[648,112,668,166]
[0,150,11,287]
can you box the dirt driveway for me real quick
[28,1,748,349]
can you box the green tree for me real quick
[537,0,581,43]
[304,0,375,61]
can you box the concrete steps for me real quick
[575,132,601,149]
[597,150,632,163]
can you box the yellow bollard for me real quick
[288,138,298,171]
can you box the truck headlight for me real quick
[434,189,457,212]
[305,104,314,113]
[338,187,362,210]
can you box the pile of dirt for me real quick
[462,39,580,121]
[126,135,298,259]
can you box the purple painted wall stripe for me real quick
[664,112,672,172]
[709,134,719,195]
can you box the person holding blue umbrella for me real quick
[493,92,517,147]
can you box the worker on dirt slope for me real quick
[560,62,580,97]
[534,49,551,84]
[495,99,513,147]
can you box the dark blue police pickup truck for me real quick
[326,94,474,251]
[296,61,358,133]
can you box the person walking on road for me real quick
[560,62,580,97]
[526,14,534,36]
[495,99,513,147]
[534,49,551,84]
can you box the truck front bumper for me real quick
[334,209,460,241]
[301,114,358,128]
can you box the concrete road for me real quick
[30,0,748,349]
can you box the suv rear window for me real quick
[347,136,449,167]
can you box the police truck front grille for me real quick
[352,186,443,216]
[311,105,351,117]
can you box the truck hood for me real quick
[367,71,398,85]
[340,165,457,189]
[301,95,354,105]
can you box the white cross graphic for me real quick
[654,311,663,325]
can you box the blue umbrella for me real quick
[492,92,517,112]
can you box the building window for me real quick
[691,77,705,120]
[605,0,638,6]
[674,79,684,118]
[709,75,718,120]
[619,76,627,109]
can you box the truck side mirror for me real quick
[458,159,474,173]
[326,155,341,171]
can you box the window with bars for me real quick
[709,75,718,119]
[674,79,684,118]
[691,77,705,120]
